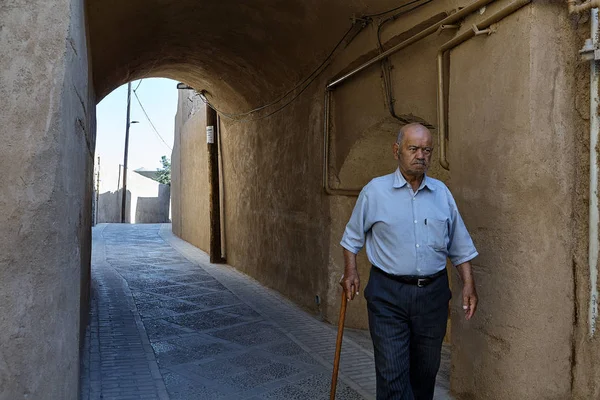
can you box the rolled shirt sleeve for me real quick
[446,190,478,267]
[340,186,371,254]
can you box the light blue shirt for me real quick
[340,168,478,276]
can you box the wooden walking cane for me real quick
[330,286,348,400]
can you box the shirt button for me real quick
[416,244,420,248]
[412,198,416,201]
[414,220,417,224]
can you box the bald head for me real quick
[396,123,431,147]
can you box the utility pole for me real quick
[121,82,132,223]
[207,106,223,263]
[96,156,100,224]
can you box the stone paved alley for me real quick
[80,224,451,399]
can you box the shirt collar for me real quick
[393,168,436,191]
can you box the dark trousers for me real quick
[364,267,451,400]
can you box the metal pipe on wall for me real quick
[207,106,224,264]
[436,0,533,170]
[327,0,497,90]
[588,7,599,337]
[323,0,499,195]
[217,114,227,261]
[323,90,364,196]
[121,82,132,222]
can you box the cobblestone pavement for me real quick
[80,223,452,400]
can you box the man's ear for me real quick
[392,143,400,160]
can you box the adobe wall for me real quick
[172,87,331,313]
[172,91,211,253]
[447,2,579,398]
[0,0,94,398]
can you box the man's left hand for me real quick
[462,281,477,320]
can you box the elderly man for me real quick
[340,123,478,400]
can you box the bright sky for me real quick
[95,78,177,192]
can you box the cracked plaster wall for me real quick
[0,0,94,398]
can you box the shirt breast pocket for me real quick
[427,218,448,251]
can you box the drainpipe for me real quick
[207,106,224,264]
[570,1,600,336]
[591,5,600,335]
[583,7,600,337]
[591,7,600,338]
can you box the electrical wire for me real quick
[376,0,434,126]
[376,0,433,48]
[201,0,430,122]
[204,61,323,122]
[132,90,173,151]
[201,21,360,121]
[134,79,143,92]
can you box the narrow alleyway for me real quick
[80,224,451,399]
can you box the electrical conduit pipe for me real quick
[589,7,599,337]
[323,0,499,195]
[436,0,533,170]
[567,0,600,341]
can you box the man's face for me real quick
[393,126,433,178]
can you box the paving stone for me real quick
[264,341,305,357]
[150,341,178,355]
[218,304,261,319]
[227,370,276,391]
[155,342,231,367]
[258,362,302,379]
[165,310,243,331]
[192,280,229,292]
[161,299,205,314]
[132,291,172,303]
[287,352,321,366]
[185,291,243,307]
[166,333,232,349]
[258,384,309,400]
[143,318,190,341]
[128,279,179,288]
[293,373,364,400]
[136,302,173,314]
[168,274,216,284]
[227,352,272,368]
[210,321,286,346]
[182,359,245,380]
[163,372,228,400]
[147,284,207,298]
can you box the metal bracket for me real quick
[580,38,600,61]
[437,24,461,34]
[472,23,495,36]
[351,15,371,27]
